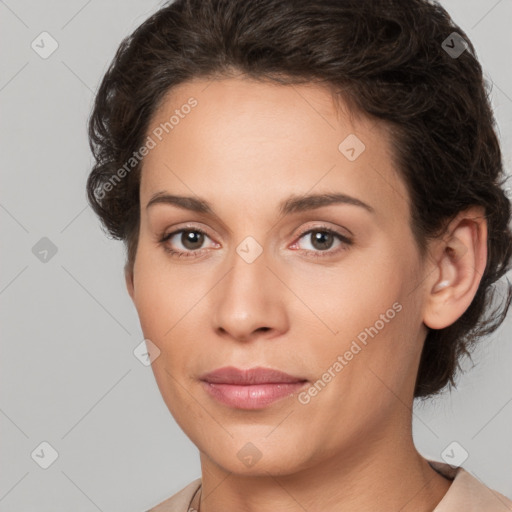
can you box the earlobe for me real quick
[423,207,487,330]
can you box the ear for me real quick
[422,206,487,330]
[125,264,135,302]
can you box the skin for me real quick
[125,75,487,512]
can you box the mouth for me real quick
[199,366,309,409]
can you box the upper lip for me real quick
[199,366,307,385]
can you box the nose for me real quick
[210,247,289,343]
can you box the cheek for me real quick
[300,249,419,389]
[131,247,205,371]
[132,243,181,329]
[295,251,402,337]
[132,279,169,337]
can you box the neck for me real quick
[196,420,452,512]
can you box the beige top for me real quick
[146,461,512,511]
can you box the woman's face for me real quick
[127,76,430,474]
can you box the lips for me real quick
[199,366,309,409]
[199,366,307,385]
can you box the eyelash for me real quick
[158,224,353,260]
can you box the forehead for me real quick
[140,76,410,223]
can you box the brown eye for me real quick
[180,230,205,250]
[159,227,215,259]
[293,226,353,259]
[308,230,336,251]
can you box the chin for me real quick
[200,439,313,477]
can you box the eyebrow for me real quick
[146,191,375,216]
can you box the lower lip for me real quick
[201,381,308,409]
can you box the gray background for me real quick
[1,1,511,510]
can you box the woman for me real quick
[86,0,512,510]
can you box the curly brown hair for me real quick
[86,0,512,398]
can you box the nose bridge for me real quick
[222,234,275,305]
